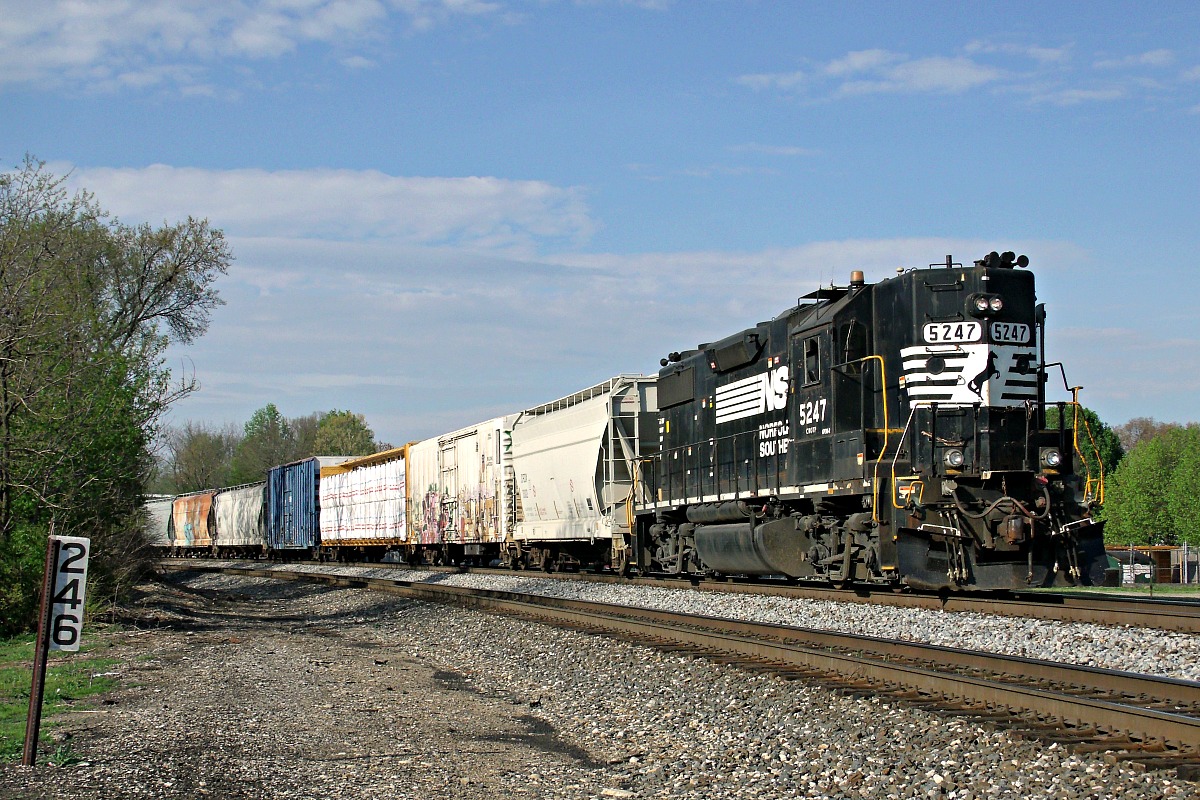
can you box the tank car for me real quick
[636,252,1107,591]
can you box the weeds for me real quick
[0,633,119,763]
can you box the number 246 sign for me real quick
[49,536,89,652]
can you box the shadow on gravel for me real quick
[432,669,602,768]
[111,573,424,637]
[474,715,603,768]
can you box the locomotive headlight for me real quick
[968,293,1003,318]
[944,448,966,468]
[1041,448,1063,469]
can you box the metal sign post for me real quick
[22,534,90,766]
[23,536,59,767]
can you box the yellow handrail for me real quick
[1069,389,1105,505]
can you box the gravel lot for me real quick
[0,570,1192,799]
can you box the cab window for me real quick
[803,336,820,385]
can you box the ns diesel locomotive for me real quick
[637,252,1107,591]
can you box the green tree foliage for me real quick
[173,406,380,488]
[313,409,378,457]
[230,403,291,484]
[1168,429,1200,546]
[288,412,321,461]
[1102,425,1200,546]
[0,157,229,632]
[1043,405,1124,495]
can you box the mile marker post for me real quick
[23,534,60,766]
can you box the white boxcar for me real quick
[509,375,657,571]
[212,482,267,554]
[319,447,409,554]
[407,416,512,562]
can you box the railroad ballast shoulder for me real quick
[638,252,1106,590]
[147,252,1106,592]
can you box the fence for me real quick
[1107,545,1197,585]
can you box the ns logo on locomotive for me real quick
[640,251,1107,591]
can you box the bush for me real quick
[0,525,51,637]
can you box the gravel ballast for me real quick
[270,563,1200,682]
[1,570,1192,799]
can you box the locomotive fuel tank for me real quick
[693,517,813,578]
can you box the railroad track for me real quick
[167,561,1200,779]
[161,558,1200,633]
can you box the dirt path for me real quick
[0,572,609,800]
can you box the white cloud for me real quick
[737,70,805,91]
[340,54,377,69]
[741,43,1196,107]
[61,164,595,255]
[964,41,1072,64]
[838,56,1002,95]
[740,50,1002,98]
[0,0,498,91]
[824,49,901,77]
[1094,49,1175,69]
[728,143,819,157]
[1028,87,1128,105]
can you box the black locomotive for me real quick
[637,252,1107,591]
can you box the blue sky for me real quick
[4,1,1198,445]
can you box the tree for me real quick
[230,403,291,484]
[0,156,230,631]
[1101,425,1200,546]
[1166,426,1200,546]
[164,421,242,492]
[1114,417,1181,454]
[313,409,377,457]
[287,412,321,462]
[1044,405,1124,498]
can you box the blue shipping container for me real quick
[267,457,323,551]
[267,456,353,551]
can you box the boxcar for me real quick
[319,446,411,561]
[144,495,175,550]
[406,417,512,565]
[266,456,352,557]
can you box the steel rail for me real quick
[161,558,1200,633]
[175,562,1200,756]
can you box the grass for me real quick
[0,631,120,764]
[1060,583,1200,597]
